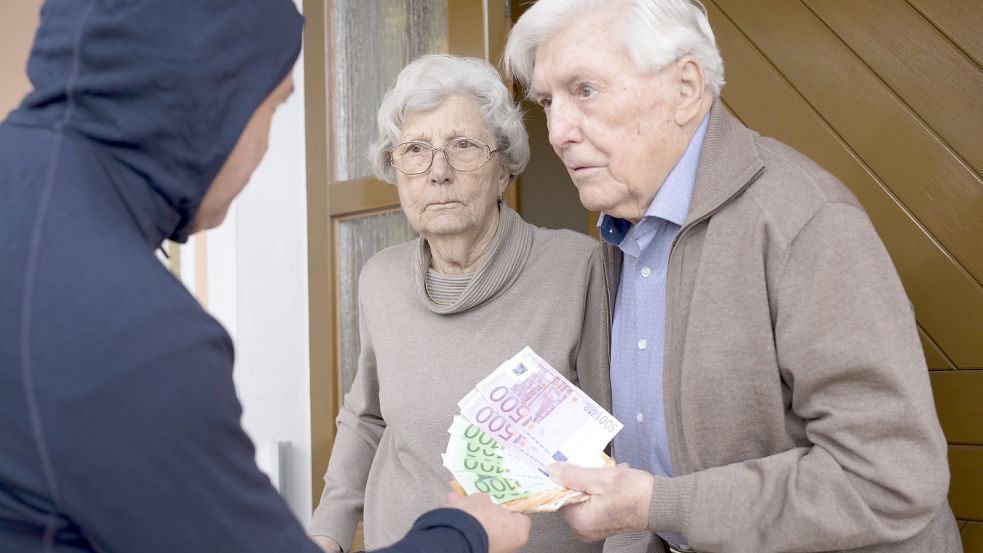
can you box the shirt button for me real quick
[640,267,652,278]
[636,412,644,423]
[637,339,648,350]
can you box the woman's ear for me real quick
[497,163,511,194]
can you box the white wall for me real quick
[0,0,42,118]
[189,1,314,523]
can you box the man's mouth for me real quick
[570,165,602,175]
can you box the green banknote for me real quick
[443,415,560,504]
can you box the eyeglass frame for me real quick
[389,137,500,175]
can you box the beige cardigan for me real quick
[310,205,611,552]
[602,103,960,553]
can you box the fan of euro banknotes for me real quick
[442,347,623,513]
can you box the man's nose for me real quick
[547,101,582,150]
[429,150,453,185]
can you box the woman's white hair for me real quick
[369,54,530,184]
[503,0,724,96]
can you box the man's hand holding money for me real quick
[549,463,655,542]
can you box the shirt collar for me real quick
[599,112,710,246]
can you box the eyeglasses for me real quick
[390,137,499,175]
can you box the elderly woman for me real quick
[308,54,609,553]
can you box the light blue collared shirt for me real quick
[599,113,709,547]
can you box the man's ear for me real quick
[674,55,706,126]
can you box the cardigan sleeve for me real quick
[575,244,615,418]
[649,203,951,552]
[309,290,386,551]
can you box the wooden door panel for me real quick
[805,0,983,179]
[949,445,983,521]
[712,0,983,287]
[908,0,983,69]
[931,370,983,446]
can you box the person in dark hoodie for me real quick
[0,2,531,553]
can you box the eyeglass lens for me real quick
[393,138,490,173]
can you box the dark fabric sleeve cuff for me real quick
[408,508,489,553]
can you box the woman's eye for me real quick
[408,144,424,153]
[456,139,475,149]
[539,97,552,109]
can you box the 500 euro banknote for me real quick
[458,347,623,474]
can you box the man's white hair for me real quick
[369,54,530,184]
[503,0,724,96]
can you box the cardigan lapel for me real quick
[684,99,766,229]
[601,99,764,320]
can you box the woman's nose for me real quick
[429,150,453,184]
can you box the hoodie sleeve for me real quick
[360,509,488,553]
[309,290,386,549]
[51,321,323,553]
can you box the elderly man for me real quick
[504,1,960,552]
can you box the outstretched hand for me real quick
[445,493,531,553]
[549,462,654,542]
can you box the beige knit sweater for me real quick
[309,205,611,552]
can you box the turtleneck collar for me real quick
[413,201,534,315]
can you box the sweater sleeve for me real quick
[649,203,951,552]
[361,508,488,553]
[310,290,386,550]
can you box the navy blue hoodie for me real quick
[0,1,486,552]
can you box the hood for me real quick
[6,0,304,244]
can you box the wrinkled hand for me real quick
[549,462,654,542]
[310,535,342,553]
[445,493,531,553]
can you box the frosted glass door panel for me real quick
[337,210,419,396]
[334,0,448,180]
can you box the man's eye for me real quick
[576,84,595,98]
